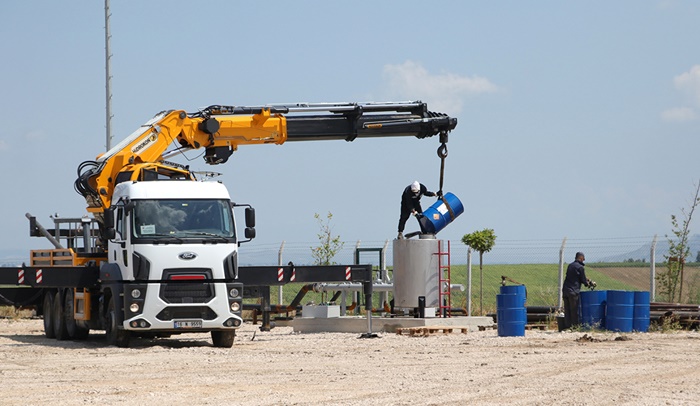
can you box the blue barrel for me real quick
[419,193,465,234]
[497,293,526,337]
[580,290,607,328]
[605,290,634,332]
[500,285,526,307]
[633,291,650,332]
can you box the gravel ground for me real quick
[1,319,699,405]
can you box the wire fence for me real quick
[242,236,700,310]
[3,236,698,311]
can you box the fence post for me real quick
[379,239,389,310]
[277,240,285,304]
[354,240,361,312]
[467,247,472,316]
[558,237,567,309]
[382,239,389,283]
[650,235,657,301]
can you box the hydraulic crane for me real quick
[1,100,457,348]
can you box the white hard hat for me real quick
[410,181,420,193]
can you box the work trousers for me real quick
[562,292,580,329]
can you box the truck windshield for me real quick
[132,199,235,240]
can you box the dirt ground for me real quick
[1,319,699,406]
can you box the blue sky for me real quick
[1,1,699,256]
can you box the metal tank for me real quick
[392,235,440,309]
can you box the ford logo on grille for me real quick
[178,252,197,260]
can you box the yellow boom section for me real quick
[82,109,286,213]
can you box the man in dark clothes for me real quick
[562,252,594,329]
[397,181,436,239]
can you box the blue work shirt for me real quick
[563,260,588,295]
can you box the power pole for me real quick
[104,0,113,151]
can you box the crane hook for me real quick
[436,132,449,199]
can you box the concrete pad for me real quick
[278,316,495,334]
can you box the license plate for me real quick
[174,320,202,329]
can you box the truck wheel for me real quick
[52,290,69,340]
[211,330,235,348]
[106,296,130,348]
[64,290,89,339]
[42,290,56,339]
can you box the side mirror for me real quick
[244,227,256,240]
[245,207,256,228]
[103,208,115,229]
[105,228,116,240]
[232,203,256,244]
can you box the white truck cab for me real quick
[103,180,250,347]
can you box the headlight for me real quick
[229,288,239,298]
[130,303,140,313]
[131,289,141,299]
[230,302,241,312]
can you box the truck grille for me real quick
[156,306,217,321]
[159,268,214,304]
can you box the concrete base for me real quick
[277,316,495,334]
[301,304,340,318]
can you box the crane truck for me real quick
[0,101,457,347]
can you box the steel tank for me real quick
[392,235,440,309]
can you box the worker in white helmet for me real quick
[397,181,437,239]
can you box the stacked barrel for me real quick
[579,290,650,332]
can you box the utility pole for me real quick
[104,0,113,151]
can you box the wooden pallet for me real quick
[396,326,469,337]
[525,324,549,331]
[479,324,550,332]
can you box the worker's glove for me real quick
[587,280,597,290]
[437,191,443,198]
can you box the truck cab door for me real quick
[108,207,131,277]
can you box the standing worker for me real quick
[562,252,595,330]
[397,181,437,239]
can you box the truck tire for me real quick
[106,296,130,348]
[42,290,56,339]
[52,290,69,340]
[64,289,89,340]
[211,330,235,348]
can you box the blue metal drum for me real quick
[633,291,650,332]
[500,284,526,307]
[497,293,526,337]
[605,290,634,333]
[419,193,464,234]
[580,290,607,328]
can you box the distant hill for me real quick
[600,234,700,263]
[0,249,29,266]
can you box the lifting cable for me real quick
[436,131,455,220]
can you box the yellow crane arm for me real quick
[74,101,457,221]
[76,108,286,213]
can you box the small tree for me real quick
[657,181,700,303]
[310,212,344,266]
[462,228,497,316]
